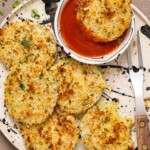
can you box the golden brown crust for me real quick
[0,21,56,70]
[80,101,134,150]
[20,110,79,150]
[76,0,132,42]
[5,62,58,125]
[50,57,106,115]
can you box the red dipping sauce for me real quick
[60,0,125,58]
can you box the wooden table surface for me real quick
[0,0,150,149]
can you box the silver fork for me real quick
[126,30,150,150]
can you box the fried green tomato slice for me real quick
[20,110,79,150]
[0,21,56,70]
[50,57,106,115]
[76,0,132,42]
[80,101,134,150]
[4,62,58,125]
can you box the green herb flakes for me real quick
[20,83,25,91]
[12,1,20,8]
[21,40,30,47]
[0,9,4,16]
[31,9,40,18]
[104,128,108,132]
[39,72,44,80]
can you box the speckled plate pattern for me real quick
[0,0,150,150]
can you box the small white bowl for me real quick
[54,0,135,65]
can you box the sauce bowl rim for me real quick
[54,0,135,65]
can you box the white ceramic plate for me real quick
[54,0,135,65]
[0,0,150,150]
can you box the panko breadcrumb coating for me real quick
[4,62,58,125]
[76,0,132,42]
[80,101,134,150]
[20,109,79,150]
[50,57,106,115]
[104,0,124,13]
[0,21,56,69]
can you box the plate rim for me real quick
[0,1,149,150]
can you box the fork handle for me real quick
[135,115,150,150]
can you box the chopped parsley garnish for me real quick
[21,40,30,47]
[31,9,40,18]
[104,128,108,132]
[20,83,25,91]
[90,94,94,97]
[52,53,56,58]
[20,75,22,79]
[46,61,49,67]
[29,96,33,100]
[0,9,4,16]
[39,72,44,80]
[12,1,20,8]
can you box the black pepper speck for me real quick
[146,87,150,91]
